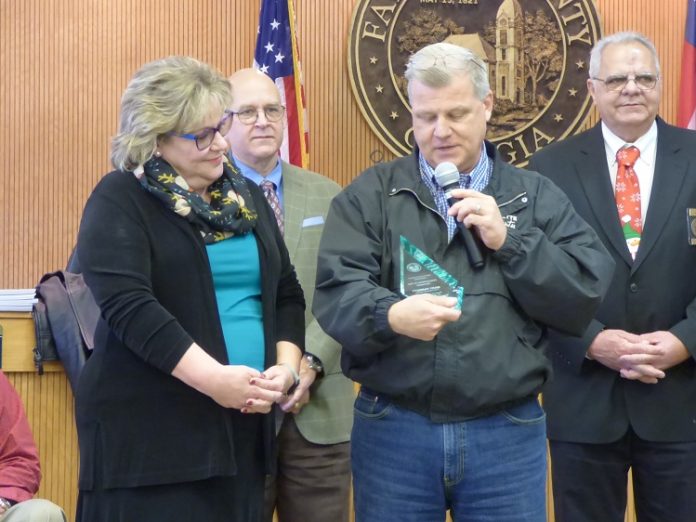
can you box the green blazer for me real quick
[282,161,354,444]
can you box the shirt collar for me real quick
[232,154,283,189]
[601,120,658,168]
[418,143,491,191]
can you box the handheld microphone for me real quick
[433,161,485,269]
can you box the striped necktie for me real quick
[260,180,284,236]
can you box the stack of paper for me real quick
[0,289,38,312]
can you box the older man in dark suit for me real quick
[529,31,696,522]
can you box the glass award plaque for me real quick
[399,236,464,310]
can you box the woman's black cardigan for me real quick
[75,170,305,490]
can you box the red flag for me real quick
[253,0,309,168]
[678,0,696,129]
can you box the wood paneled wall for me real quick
[9,372,78,518]
[0,1,689,521]
[2,0,686,289]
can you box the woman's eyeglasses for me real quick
[169,110,234,151]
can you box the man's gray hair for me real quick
[111,56,232,171]
[405,42,490,101]
[589,31,661,79]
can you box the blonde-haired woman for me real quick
[74,56,304,522]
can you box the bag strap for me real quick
[62,272,99,351]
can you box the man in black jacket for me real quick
[314,42,613,522]
[529,31,696,522]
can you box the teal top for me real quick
[207,233,265,371]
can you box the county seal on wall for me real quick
[348,0,602,166]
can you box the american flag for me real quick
[254,0,309,168]
[678,0,696,129]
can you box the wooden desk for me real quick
[0,312,78,521]
[1,312,64,372]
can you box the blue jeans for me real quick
[351,389,547,522]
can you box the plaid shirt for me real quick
[418,144,493,240]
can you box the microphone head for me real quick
[433,161,459,189]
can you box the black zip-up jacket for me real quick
[313,143,614,421]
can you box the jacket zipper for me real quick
[389,187,447,224]
[392,188,528,216]
[497,192,527,209]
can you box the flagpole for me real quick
[286,0,309,168]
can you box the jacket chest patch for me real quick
[497,193,528,230]
[502,215,518,229]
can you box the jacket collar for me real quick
[482,141,528,202]
[634,118,689,272]
[394,142,528,208]
[280,160,305,258]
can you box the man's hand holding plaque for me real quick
[388,294,461,341]
[391,236,464,341]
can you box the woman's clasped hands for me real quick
[211,363,298,414]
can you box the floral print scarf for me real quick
[135,155,257,243]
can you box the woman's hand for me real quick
[211,365,286,412]
[254,364,295,394]
[241,364,296,413]
[171,343,284,413]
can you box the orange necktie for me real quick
[615,145,641,259]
